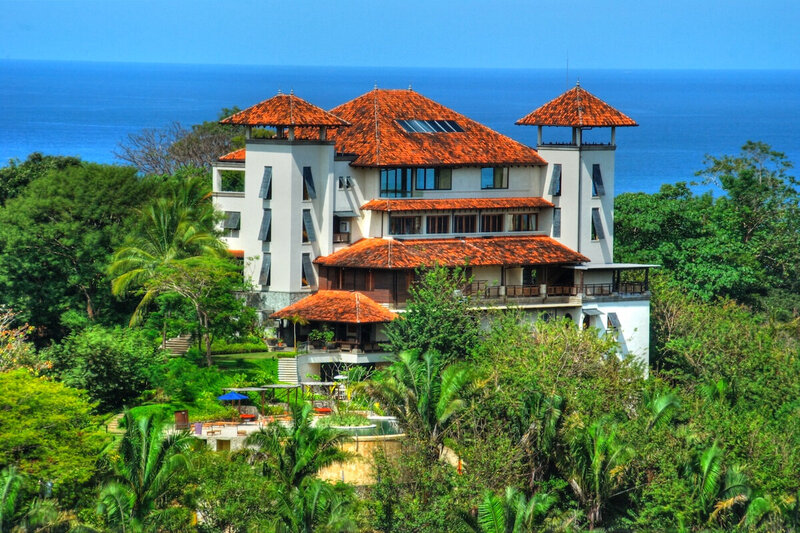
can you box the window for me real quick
[607,312,621,331]
[259,167,272,199]
[258,209,272,241]
[338,176,352,189]
[259,254,271,286]
[302,209,315,243]
[396,119,464,133]
[222,211,240,237]
[389,216,422,235]
[301,253,314,287]
[591,164,605,196]
[453,214,477,233]
[511,213,538,232]
[591,208,604,240]
[380,168,412,198]
[220,170,245,192]
[415,168,452,190]
[302,167,316,200]
[481,213,504,232]
[426,215,449,234]
[481,167,508,189]
[522,266,537,286]
[549,164,562,196]
[553,208,561,238]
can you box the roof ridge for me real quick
[373,91,381,166]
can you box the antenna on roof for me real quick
[565,53,569,90]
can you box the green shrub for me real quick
[44,325,166,412]
[210,339,268,354]
[317,412,371,427]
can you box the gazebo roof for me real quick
[220,93,350,128]
[516,83,637,128]
[271,290,397,324]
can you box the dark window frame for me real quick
[481,167,509,189]
[480,213,504,232]
[415,168,452,191]
[388,215,422,235]
[550,164,562,196]
[511,212,538,232]
[380,168,413,198]
[426,214,450,234]
[453,214,477,234]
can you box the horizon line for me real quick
[2,57,800,73]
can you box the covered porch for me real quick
[270,290,398,354]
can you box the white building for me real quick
[212,84,654,380]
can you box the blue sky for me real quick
[2,0,799,69]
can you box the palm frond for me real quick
[477,491,506,533]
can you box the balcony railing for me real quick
[459,280,649,301]
[333,232,351,244]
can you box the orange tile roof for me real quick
[327,89,546,167]
[218,148,246,162]
[220,93,350,128]
[361,197,554,212]
[228,249,245,258]
[270,290,397,323]
[516,84,637,128]
[315,235,588,269]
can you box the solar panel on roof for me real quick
[396,119,463,133]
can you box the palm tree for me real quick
[0,466,23,532]
[97,412,192,532]
[243,403,351,490]
[287,314,309,352]
[0,467,73,533]
[270,478,357,533]
[109,177,225,326]
[562,419,632,530]
[516,392,563,486]
[469,487,556,533]
[365,350,473,459]
[683,442,751,526]
[646,391,681,432]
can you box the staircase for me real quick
[106,413,125,434]
[278,357,299,384]
[163,334,192,356]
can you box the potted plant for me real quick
[308,326,335,349]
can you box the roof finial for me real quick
[290,88,294,95]
[374,83,378,91]
[408,82,413,91]
[277,88,283,95]
[576,79,581,88]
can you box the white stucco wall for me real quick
[537,145,615,264]
[583,299,650,371]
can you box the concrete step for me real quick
[106,413,125,434]
[277,357,298,384]
[164,334,192,355]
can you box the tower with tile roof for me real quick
[213,92,349,313]
[516,82,638,264]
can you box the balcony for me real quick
[333,232,351,244]
[459,280,649,307]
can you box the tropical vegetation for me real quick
[0,135,798,531]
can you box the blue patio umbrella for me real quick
[217,391,249,401]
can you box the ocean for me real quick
[1,60,799,195]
